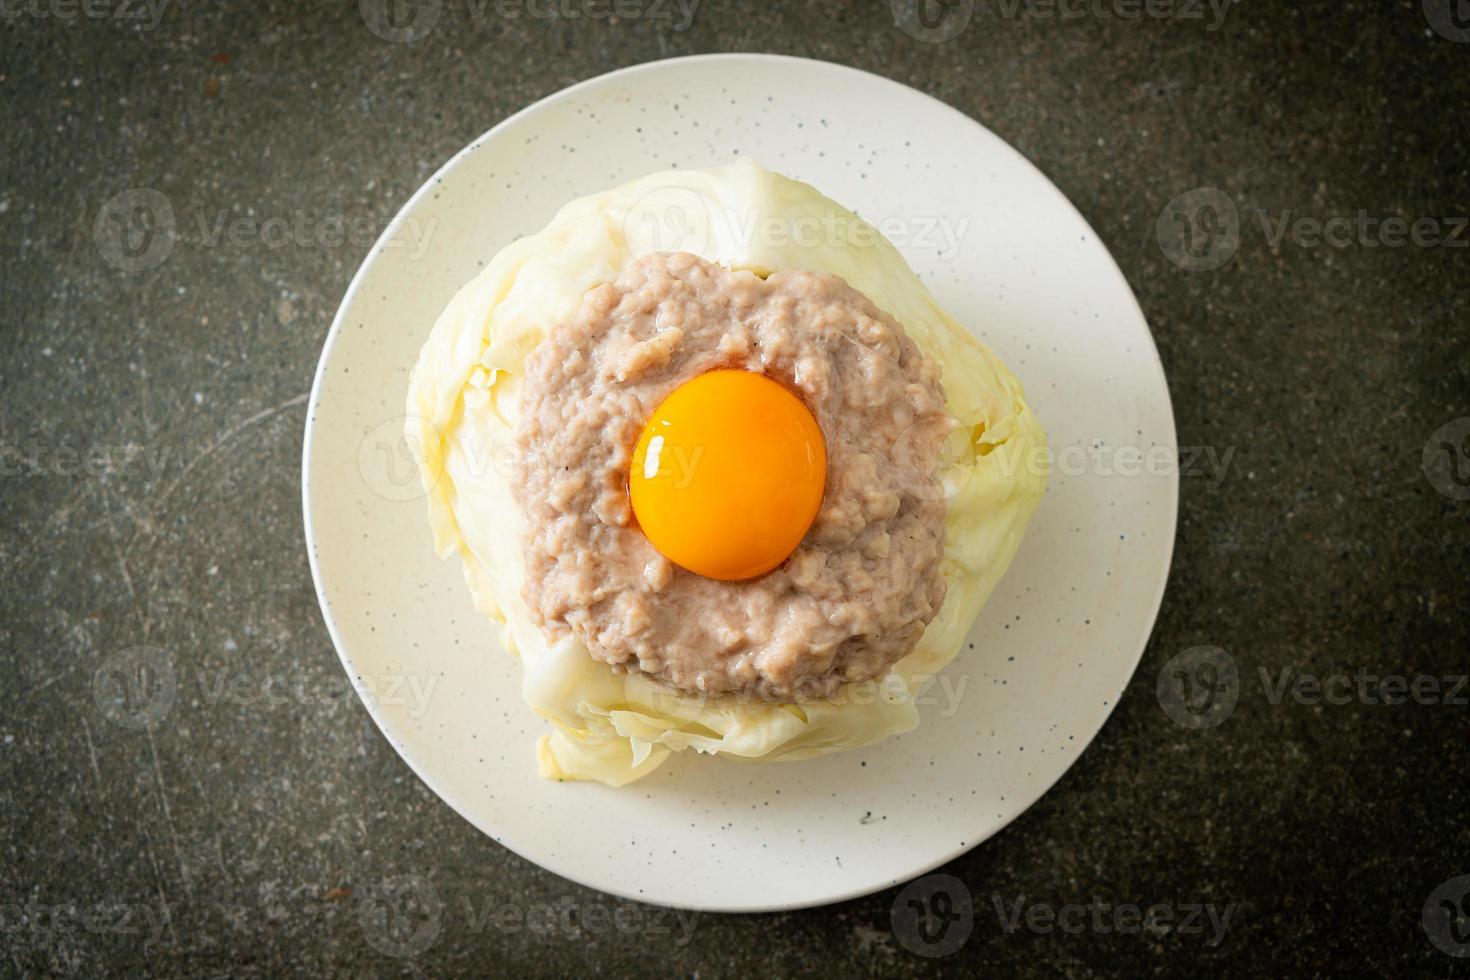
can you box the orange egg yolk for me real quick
[629,370,827,581]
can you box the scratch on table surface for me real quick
[139,345,155,444]
[214,834,231,884]
[48,478,97,527]
[106,513,135,599]
[23,662,77,699]
[139,823,181,950]
[148,728,193,899]
[80,718,102,786]
[152,391,310,513]
[118,493,149,534]
[103,488,152,638]
[120,490,158,561]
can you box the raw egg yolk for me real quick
[629,370,827,581]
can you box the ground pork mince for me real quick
[512,251,952,701]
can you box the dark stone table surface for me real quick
[3,1,1467,975]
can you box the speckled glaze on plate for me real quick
[302,54,1177,912]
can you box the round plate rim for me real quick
[301,52,1179,913]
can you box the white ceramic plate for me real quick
[303,54,1177,913]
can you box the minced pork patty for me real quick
[512,251,951,701]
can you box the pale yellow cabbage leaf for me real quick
[406,159,1046,787]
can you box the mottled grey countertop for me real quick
[3,1,1468,976]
